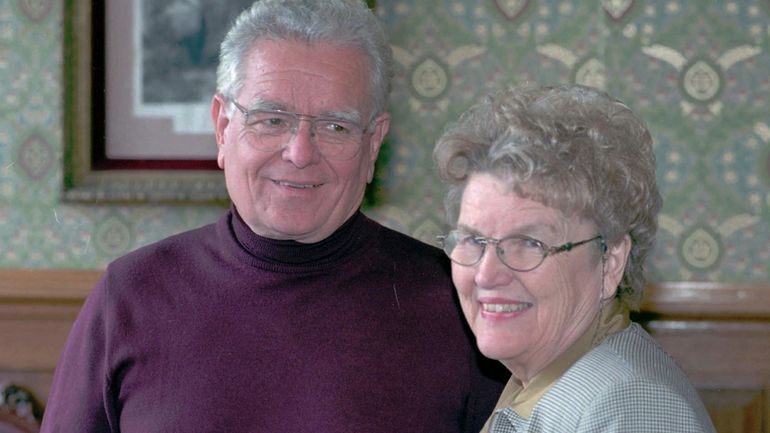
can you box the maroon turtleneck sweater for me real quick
[42,208,506,433]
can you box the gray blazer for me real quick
[487,323,717,433]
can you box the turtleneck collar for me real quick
[228,205,370,270]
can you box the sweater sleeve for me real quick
[463,345,510,432]
[40,272,117,433]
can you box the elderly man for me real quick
[41,1,505,432]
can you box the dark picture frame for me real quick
[62,0,241,203]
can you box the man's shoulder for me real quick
[109,218,222,272]
[357,215,452,283]
[364,216,444,256]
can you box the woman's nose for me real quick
[473,246,513,289]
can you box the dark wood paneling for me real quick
[640,282,770,433]
[1,271,768,433]
[0,269,98,403]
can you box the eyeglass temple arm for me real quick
[550,236,605,254]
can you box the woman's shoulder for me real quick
[537,324,693,410]
[532,323,714,432]
[562,323,686,386]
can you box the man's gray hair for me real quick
[216,0,393,122]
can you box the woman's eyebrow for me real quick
[455,222,558,238]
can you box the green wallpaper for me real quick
[1,0,769,284]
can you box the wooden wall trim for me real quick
[647,319,770,388]
[0,269,768,317]
[0,268,101,302]
[642,282,770,318]
[0,269,768,411]
[0,269,102,395]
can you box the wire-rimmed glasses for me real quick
[231,100,369,160]
[437,230,605,272]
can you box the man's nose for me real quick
[282,119,320,167]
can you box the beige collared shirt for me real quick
[480,299,630,432]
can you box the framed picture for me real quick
[62,0,253,203]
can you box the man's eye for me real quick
[320,120,352,135]
[255,116,287,127]
[248,112,291,129]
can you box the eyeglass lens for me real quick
[443,231,546,271]
[235,102,365,160]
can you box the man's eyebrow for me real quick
[242,99,285,111]
[320,109,362,124]
[241,100,363,123]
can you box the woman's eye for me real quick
[468,236,488,247]
[455,234,484,248]
[504,237,542,254]
[523,238,543,249]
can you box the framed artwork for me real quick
[62,0,253,203]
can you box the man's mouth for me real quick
[274,180,322,189]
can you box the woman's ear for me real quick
[602,234,631,300]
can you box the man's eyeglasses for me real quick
[231,100,369,160]
[437,230,605,272]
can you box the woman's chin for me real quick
[475,334,520,363]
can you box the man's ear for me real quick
[365,112,391,183]
[211,94,230,169]
[602,234,631,300]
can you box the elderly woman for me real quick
[434,84,716,433]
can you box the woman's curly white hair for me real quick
[434,84,663,310]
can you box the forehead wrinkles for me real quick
[506,208,588,241]
[242,40,370,103]
[459,192,575,240]
[242,66,336,108]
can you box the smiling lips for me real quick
[274,180,323,189]
[481,302,532,313]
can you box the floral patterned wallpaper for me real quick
[1,0,769,284]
